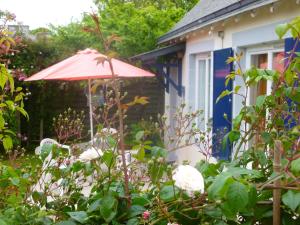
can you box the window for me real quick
[246,49,284,105]
[246,48,284,144]
[193,54,212,131]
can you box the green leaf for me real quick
[261,132,272,144]
[0,115,4,129]
[10,177,20,186]
[135,147,145,161]
[87,199,101,213]
[132,195,150,206]
[15,106,29,119]
[32,191,47,206]
[247,185,258,208]
[284,69,295,86]
[216,90,232,103]
[232,114,243,129]
[220,201,236,220]
[3,136,13,150]
[256,95,266,109]
[275,23,289,39]
[107,136,117,147]
[0,64,8,89]
[0,218,8,225]
[149,162,166,183]
[128,205,145,218]
[151,146,167,158]
[7,71,14,93]
[214,221,228,225]
[67,211,87,224]
[160,185,179,202]
[234,85,241,93]
[135,130,144,141]
[221,133,229,151]
[55,221,77,225]
[226,167,262,178]
[40,144,54,160]
[195,160,219,177]
[100,195,118,222]
[228,130,240,144]
[291,158,300,175]
[208,173,233,200]
[5,100,14,110]
[226,182,248,212]
[204,206,223,219]
[282,190,300,211]
[102,150,115,167]
[126,218,139,225]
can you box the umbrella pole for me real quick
[88,79,94,142]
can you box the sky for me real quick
[1,0,96,29]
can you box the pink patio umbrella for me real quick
[26,48,155,140]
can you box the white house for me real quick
[133,0,300,165]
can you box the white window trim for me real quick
[195,54,211,131]
[245,47,284,105]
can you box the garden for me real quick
[0,2,300,225]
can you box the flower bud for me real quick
[142,210,150,220]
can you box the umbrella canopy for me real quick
[25,48,154,81]
[25,48,155,141]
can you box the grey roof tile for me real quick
[169,0,240,33]
[160,0,275,43]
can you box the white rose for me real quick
[79,147,103,162]
[172,165,204,195]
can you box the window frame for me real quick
[195,53,212,131]
[245,46,284,106]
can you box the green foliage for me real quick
[159,185,179,202]
[95,1,186,57]
[99,195,118,222]
[125,119,163,148]
[282,190,300,212]
[215,16,300,224]
[42,0,197,59]
[0,18,28,151]
[226,181,249,213]
[67,211,88,224]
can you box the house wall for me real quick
[167,0,300,165]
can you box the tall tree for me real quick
[48,0,198,59]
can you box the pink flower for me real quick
[143,210,150,220]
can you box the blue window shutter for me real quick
[285,37,300,56]
[284,38,300,128]
[212,48,233,160]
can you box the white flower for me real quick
[208,156,218,164]
[101,127,117,135]
[78,147,103,162]
[172,165,204,195]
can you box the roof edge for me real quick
[158,0,278,44]
[131,43,186,61]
